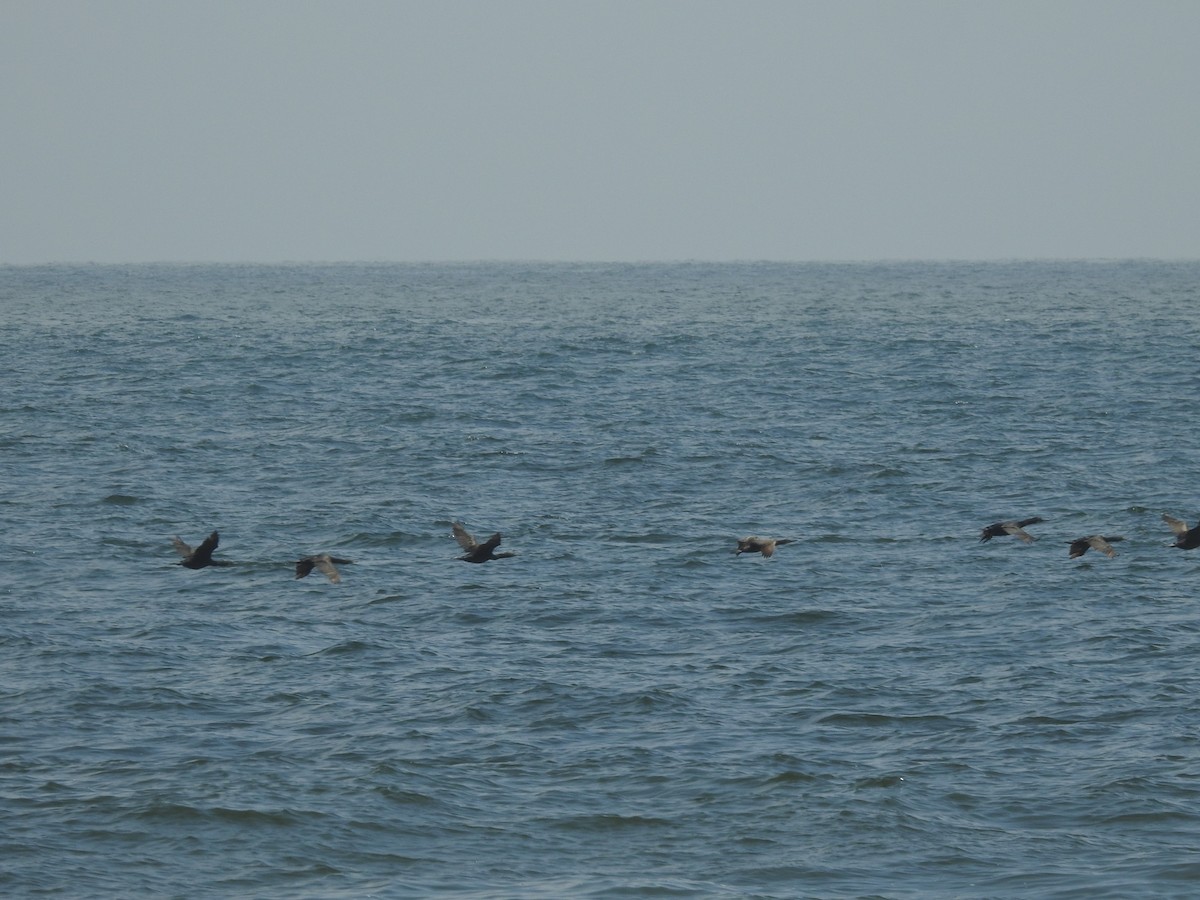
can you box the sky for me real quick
[2,0,1198,263]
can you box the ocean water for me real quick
[2,260,1200,898]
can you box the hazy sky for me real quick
[3,1,1197,263]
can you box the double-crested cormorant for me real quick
[1163,514,1200,550]
[734,537,795,558]
[979,517,1044,543]
[453,522,515,563]
[172,531,233,569]
[1067,535,1124,559]
[295,553,353,583]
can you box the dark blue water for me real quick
[3,261,1200,898]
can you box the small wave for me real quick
[607,532,678,545]
[131,802,315,827]
[374,786,442,806]
[210,806,315,826]
[307,640,379,657]
[368,592,406,606]
[1101,810,1198,826]
[816,712,957,728]
[764,770,818,786]
[603,454,648,465]
[748,609,843,627]
[550,813,674,831]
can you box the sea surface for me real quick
[2,260,1200,899]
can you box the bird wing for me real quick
[760,540,776,557]
[193,531,220,563]
[314,557,342,583]
[1001,523,1035,543]
[479,533,504,554]
[172,536,193,558]
[1087,536,1119,558]
[1163,514,1189,536]
[1067,539,1088,558]
[452,522,477,551]
[295,558,315,579]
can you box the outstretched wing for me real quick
[295,558,316,579]
[314,557,342,583]
[193,531,220,563]
[452,522,477,551]
[1001,522,1035,543]
[1163,514,1189,536]
[479,533,503,555]
[171,536,193,558]
[1086,536,1119,559]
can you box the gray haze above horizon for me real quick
[3,1,1197,264]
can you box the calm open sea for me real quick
[2,260,1200,898]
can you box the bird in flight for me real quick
[295,553,353,583]
[172,530,233,569]
[452,522,516,563]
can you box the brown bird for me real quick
[1066,535,1124,559]
[979,517,1044,543]
[1163,514,1200,550]
[172,531,233,569]
[295,553,353,583]
[452,522,516,563]
[734,537,795,558]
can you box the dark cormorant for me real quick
[453,522,516,563]
[295,554,353,583]
[979,517,1044,543]
[1067,535,1124,559]
[1163,514,1200,550]
[734,537,795,558]
[172,531,232,569]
